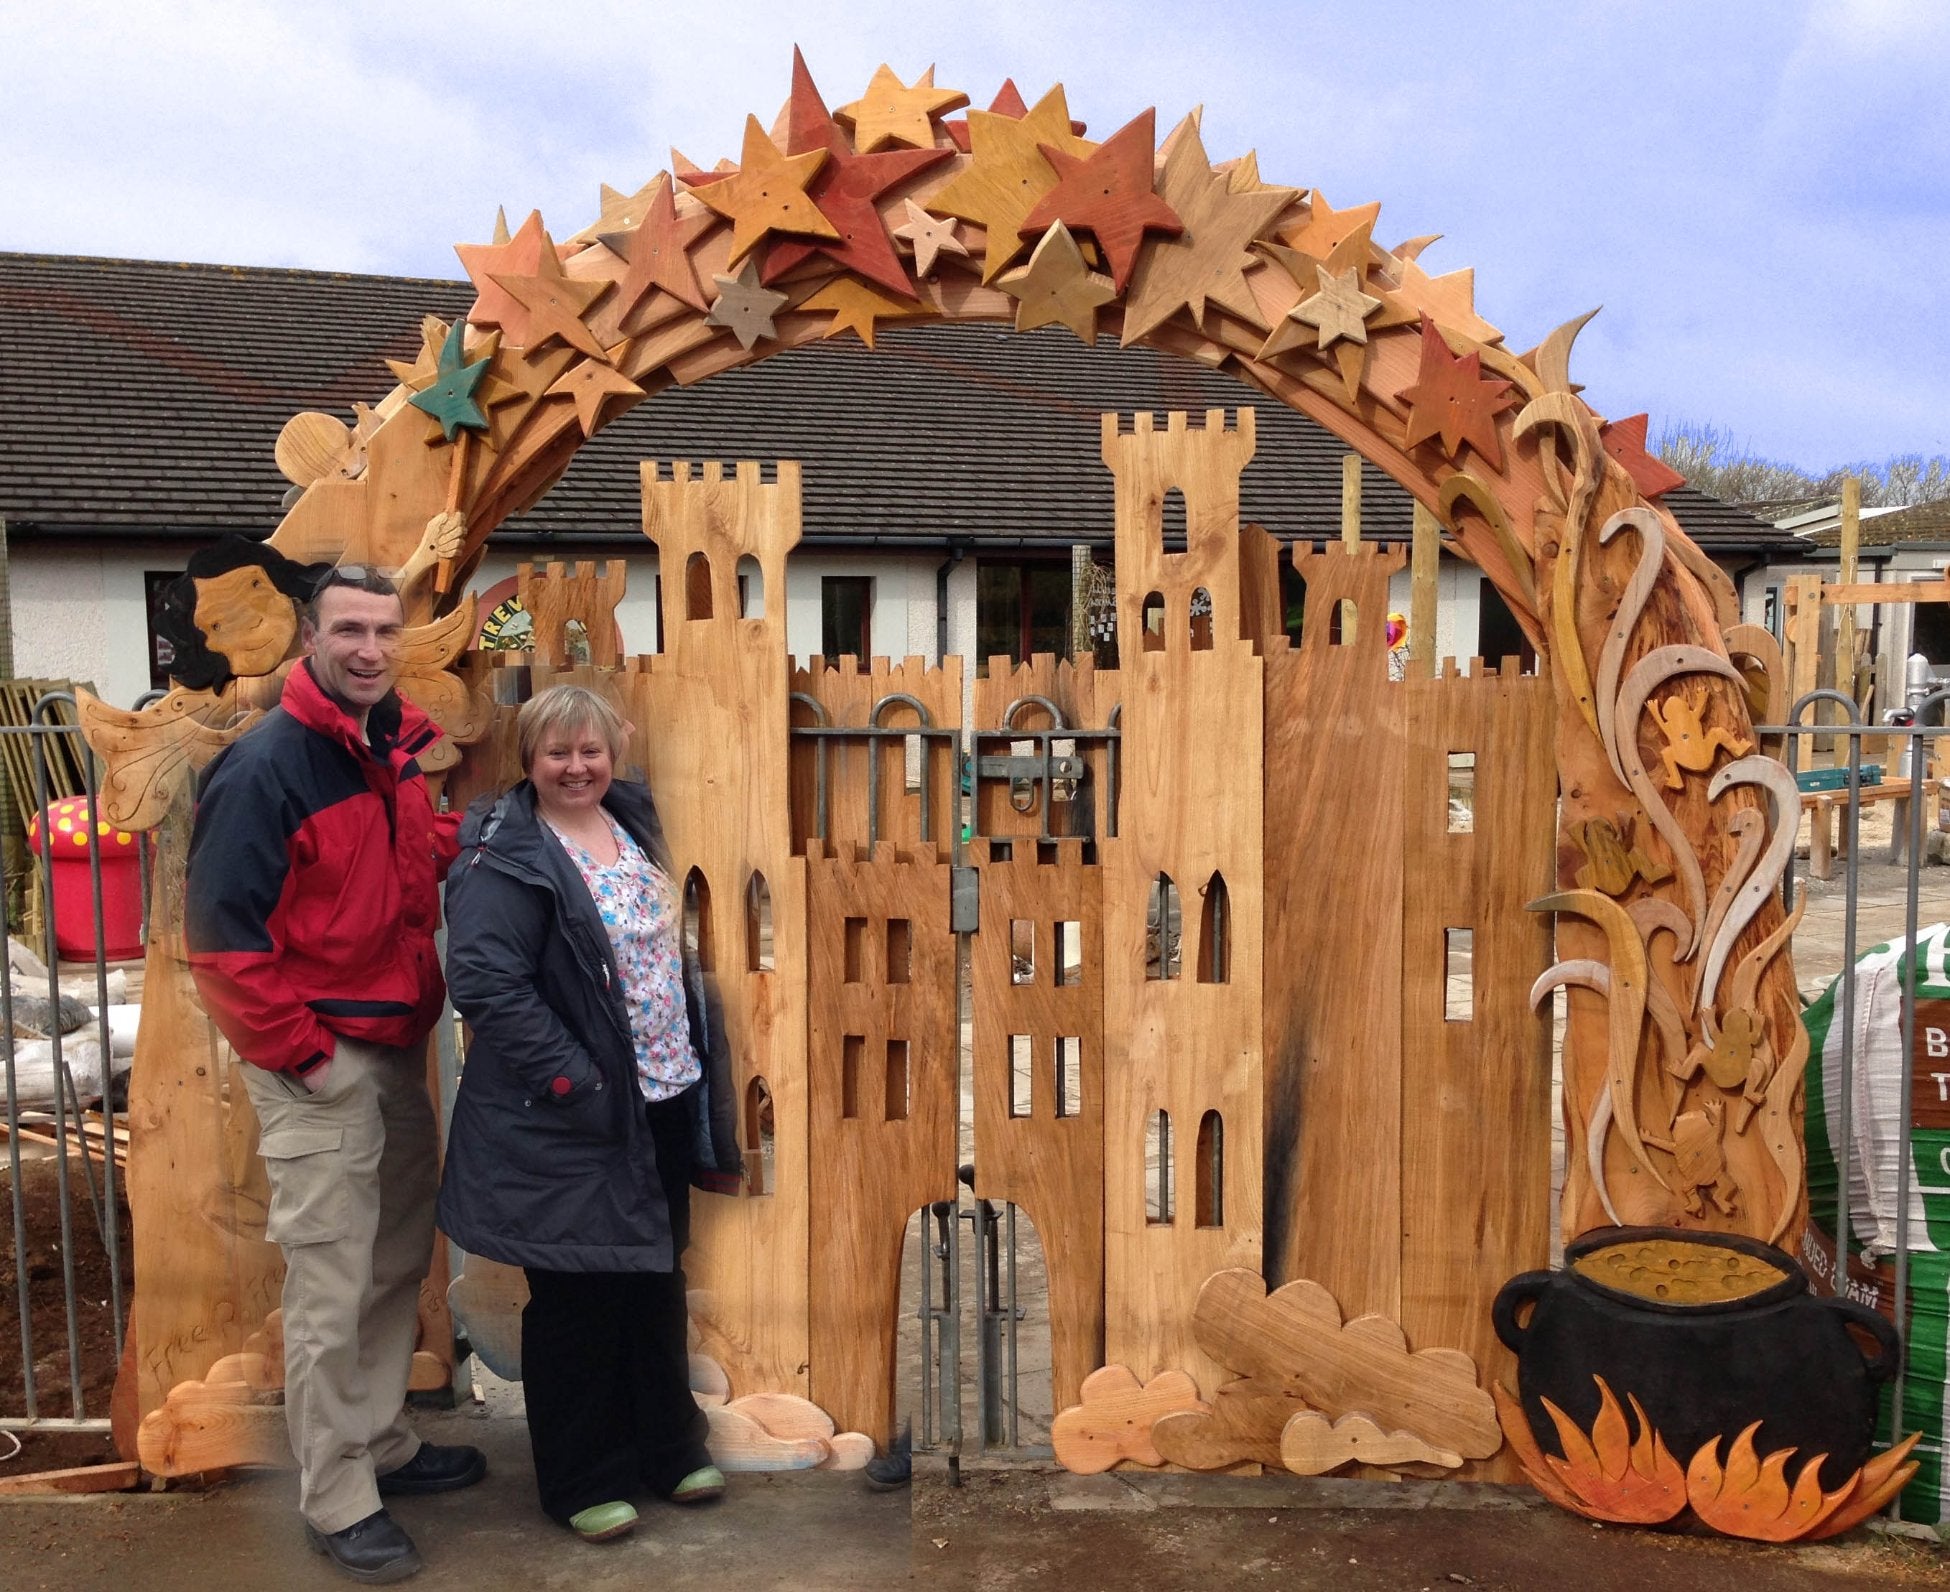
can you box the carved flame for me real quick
[1498,1379,1924,1541]
[1493,1378,1685,1524]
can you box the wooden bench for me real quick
[1803,781,1918,881]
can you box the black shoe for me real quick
[864,1421,912,1491]
[304,1509,423,1584]
[376,1441,488,1496]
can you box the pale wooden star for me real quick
[836,64,968,152]
[801,278,931,350]
[564,179,665,246]
[1257,222,1414,400]
[705,258,791,350]
[687,115,836,266]
[998,222,1117,345]
[1292,264,1382,349]
[543,350,645,436]
[1119,112,1295,344]
[891,199,968,278]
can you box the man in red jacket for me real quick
[187,565,479,1583]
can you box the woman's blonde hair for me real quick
[515,684,628,775]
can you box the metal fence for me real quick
[0,693,135,1440]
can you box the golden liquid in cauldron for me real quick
[1571,1238,1788,1305]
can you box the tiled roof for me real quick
[1806,497,1950,548]
[0,251,1794,557]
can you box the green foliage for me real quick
[1653,420,1950,509]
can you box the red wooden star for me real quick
[598,172,715,321]
[761,47,952,299]
[1601,413,1687,499]
[1397,319,1518,469]
[1019,108,1181,294]
[489,227,612,358]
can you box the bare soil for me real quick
[0,1154,131,1473]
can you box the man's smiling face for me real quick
[303,586,404,715]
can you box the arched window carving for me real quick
[1190,586,1213,651]
[1140,590,1166,653]
[685,550,713,620]
[736,553,764,618]
[1195,1110,1224,1227]
[745,871,773,973]
[1147,1109,1174,1224]
[1146,873,1181,980]
[1159,486,1187,557]
[745,1076,773,1196]
[1197,871,1230,984]
[683,868,714,969]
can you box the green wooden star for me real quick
[407,322,495,441]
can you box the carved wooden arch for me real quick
[258,58,1799,1246]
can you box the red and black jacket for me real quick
[186,662,460,1076]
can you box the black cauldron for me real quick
[1493,1226,1901,1491]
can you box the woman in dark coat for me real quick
[438,684,742,1542]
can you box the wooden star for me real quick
[1278,192,1381,260]
[455,210,556,334]
[705,258,791,350]
[892,199,968,277]
[1601,413,1687,499]
[688,114,837,266]
[564,178,663,246]
[407,316,500,441]
[490,231,612,359]
[1390,256,1502,345]
[1020,108,1181,295]
[999,222,1117,344]
[598,171,715,321]
[1292,265,1382,349]
[386,317,522,410]
[836,63,968,152]
[930,84,1093,281]
[1120,113,1294,344]
[544,352,645,437]
[761,48,952,298]
[801,277,931,350]
[1258,220,1418,398]
[944,78,1088,153]
[1398,319,1518,469]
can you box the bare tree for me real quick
[1653,420,1950,509]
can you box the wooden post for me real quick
[1410,503,1440,680]
[1340,454,1362,550]
[1838,474,1861,712]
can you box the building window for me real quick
[145,570,186,690]
[821,576,873,660]
[976,561,1071,671]
[1477,577,1537,672]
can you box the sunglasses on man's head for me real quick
[310,564,382,597]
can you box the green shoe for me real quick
[671,1465,725,1505]
[569,1501,638,1542]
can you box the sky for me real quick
[5,0,1947,473]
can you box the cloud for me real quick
[1051,1364,1206,1474]
[3,0,1945,467]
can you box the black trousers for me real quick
[520,1090,711,1522]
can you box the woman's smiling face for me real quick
[529,720,615,821]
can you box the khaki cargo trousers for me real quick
[241,1037,438,1534]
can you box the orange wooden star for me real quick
[1601,413,1687,499]
[1391,256,1502,345]
[1121,113,1294,344]
[999,222,1117,344]
[456,210,553,333]
[930,84,1093,281]
[836,63,967,152]
[1020,108,1181,295]
[892,199,968,277]
[598,171,715,320]
[490,230,612,359]
[1278,192,1381,260]
[761,48,952,298]
[801,277,932,350]
[1398,319,1518,469]
[687,114,837,266]
[544,351,645,437]
[566,178,663,246]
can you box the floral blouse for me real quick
[548,812,700,1102]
